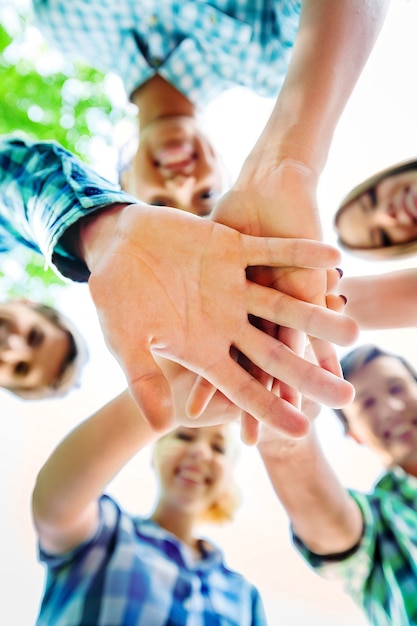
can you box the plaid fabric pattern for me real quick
[293,467,417,626]
[36,494,267,626]
[33,0,301,108]
[0,136,137,281]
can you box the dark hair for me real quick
[334,344,417,432]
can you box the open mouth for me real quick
[401,186,417,223]
[154,143,197,175]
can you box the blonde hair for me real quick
[334,158,417,260]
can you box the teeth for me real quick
[178,469,204,484]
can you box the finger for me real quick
[235,324,355,408]
[125,350,175,432]
[186,376,217,418]
[274,326,305,408]
[202,357,310,438]
[240,412,261,446]
[308,335,344,378]
[242,236,342,270]
[327,267,344,293]
[301,396,322,420]
[326,293,347,313]
[246,282,359,346]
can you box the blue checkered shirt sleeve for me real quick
[0,136,138,281]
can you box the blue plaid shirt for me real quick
[36,494,267,626]
[0,135,138,281]
[33,0,301,108]
[294,467,417,626]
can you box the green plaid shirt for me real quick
[293,467,417,626]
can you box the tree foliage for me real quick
[0,5,133,302]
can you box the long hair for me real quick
[334,159,417,260]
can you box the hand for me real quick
[210,160,357,411]
[82,204,355,437]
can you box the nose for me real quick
[0,333,31,364]
[379,395,406,419]
[165,176,197,211]
[187,440,211,460]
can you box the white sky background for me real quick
[2,1,417,624]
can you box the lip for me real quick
[382,419,417,441]
[154,143,197,176]
[176,464,209,485]
[400,187,417,223]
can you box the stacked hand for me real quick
[82,202,356,441]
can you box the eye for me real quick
[175,431,193,442]
[362,397,376,410]
[149,199,174,208]
[361,187,378,213]
[199,189,218,201]
[379,229,393,247]
[212,442,226,454]
[14,361,30,377]
[368,187,377,207]
[389,383,404,395]
[27,326,44,348]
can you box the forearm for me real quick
[341,270,417,329]
[32,390,159,540]
[234,0,388,241]
[247,0,388,175]
[258,428,363,555]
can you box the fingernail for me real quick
[339,294,347,304]
[335,267,343,278]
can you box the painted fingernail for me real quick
[335,267,343,278]
[339,294,347,304]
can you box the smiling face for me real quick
[344,356,417,473]
[123,116,224,216]
[0,301,71,395]
[153,425,234,520]
[336,169,417,250]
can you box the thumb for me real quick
[127,351,175,432]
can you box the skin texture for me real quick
[257,353,417,556]
[337,170,417,249]
[340,269,417,330]
[32,360,241,556]
[0,301,70,394]
[81,203,357,438]
[57,0,387,440]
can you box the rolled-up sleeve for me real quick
[0,136,138,281]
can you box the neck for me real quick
[132,75,196,129]
[151,503,199,550]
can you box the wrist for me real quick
[79,203,130,272]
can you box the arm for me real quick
[340,269,417,329]
[31,359,240,555]
[210,0,387,415]
[0,136,356,435]
[257,426,363,555]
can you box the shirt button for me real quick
[209,15,217,24]
[149,14,158,26]
[151,57,163,68]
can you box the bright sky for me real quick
[2,1,417,624]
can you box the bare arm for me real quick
[31,360,240,555]
[210,0,387,417]
[340,269,417,330]
[258,427,363,555]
